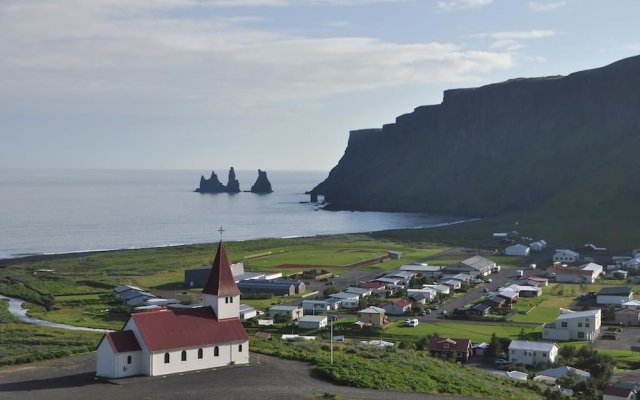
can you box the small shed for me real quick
[388,251,402,260]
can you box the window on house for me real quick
[561,322,567,327]
[225,297,229,304]
[214,346,219,357]
[181,350,187,361]
[585,322,590,327]
[164,353,170,364]
[230,297,233,303]
[198,348,203,359]
[578,323,583,327]
[578,332,585,339]
[127,355,132,364]
[542,353,547,357]
[239,344,243,352]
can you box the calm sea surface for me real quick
[0,169,464,259]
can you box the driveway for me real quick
[0,353,484,400]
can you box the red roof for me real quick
[428,337,471,352]
[360,281,385,289]
[131,307,248,352]
[202,241,241,297]
[394,298,412,308]
[603,386,633,398]
[102,330,141,353]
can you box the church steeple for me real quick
[202,241,241,319]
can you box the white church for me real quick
[96,241,249,378]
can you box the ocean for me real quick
[0,169,463,259]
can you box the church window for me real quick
[225,297,229,304]
[164,353,170,363]
[198,348,203,359]
[239,344,243,352]
[214,346,219,357]
[181,350,187,361]
[127,355,132,364]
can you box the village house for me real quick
[443,273,472,284]
[553,249,580,263]
[302,299,332,313]
[407,288,437,302]
[615,308,640,326]
[602,386,636,400]
[622,300,640,310]
[399,264,444,278]
[597,286,634,305]
[547,264,599,284]
[358,306,387,326]
[535,366,590,383]
[383,299,412,315]
[237,279,296,296]
[96,241,249,379]
[525,276,549,287]
[542,309,601,341]
[497,288,519,304]
[329,292,360,309]
[268,305,304,321]
[440,279,462,291]
[359,281,387,295]
[298,315,328,330]
[424,284,450,295]
[345,287,372,298]
[446,256,495,277]
[505,244,530,256]
[239,304,256,321]
[428,337,473,362]
[508,340,559,366]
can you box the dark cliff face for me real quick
[226,167,241,193]
[311,55,640,218]
[250,169,273,193]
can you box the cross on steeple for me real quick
[218,226,225,241]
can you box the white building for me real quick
[505,244,530,256]
[423,284,450,295]
[407,288,437,302]
[580,262,604,278]
[345,287,372,298]
[329,292,360,309]
[96,241,249,379]
[508,340,559,366]
[597,286,634,305]
[298,315,328,330]
[268,305,304,321]
[553,249,580,263]
[399,264,444,278]
[239,304,257,321]
[302,299,331,313]
[530,240,547,251]
[543,309,601,341]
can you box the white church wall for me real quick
[124,319,152,376]
[96,339,117,378]
[149,342,248,376]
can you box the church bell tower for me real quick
[202,241,241,320]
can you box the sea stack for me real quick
[250,169,273,193]
[226,167,241,193]
[195,171,227,193]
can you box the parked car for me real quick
[494,358,510,366]
[420,309,432,316]
[402,319,419,327]
[485,278,493,283]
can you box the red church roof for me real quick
[101,330,142,353]
[130,307,248,352]
[202,241,241,297]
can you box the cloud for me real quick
[0,0,514,117]
[472,30,555,51]
[437,0,493,11]
[528,1,567,12]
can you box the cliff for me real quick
[250,169,273,193]
[310,55,640,219]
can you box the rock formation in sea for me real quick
[195,167,241,193]
[195,171,227,193]
[250,169,273,193]
[226,167,241,193]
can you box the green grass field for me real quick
[385,320,540,343]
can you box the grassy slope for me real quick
[251,337,543,400]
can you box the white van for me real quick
[402,319,419,327]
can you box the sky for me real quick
[1,0,639,172]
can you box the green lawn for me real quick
[385,320,540,343]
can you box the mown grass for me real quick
[250,337,543,399]
[384,321,540,343]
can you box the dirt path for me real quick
[0,352,485,400]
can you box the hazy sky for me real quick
[2,0,639,171]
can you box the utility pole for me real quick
[330,315,334,365]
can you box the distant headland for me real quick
[195,168,273,194]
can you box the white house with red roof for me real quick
[96,241,249,378]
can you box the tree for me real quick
[486,333,503,358]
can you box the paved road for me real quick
[0,353,485,400]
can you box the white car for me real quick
[402,319,419,327]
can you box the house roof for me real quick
[508,340,558,352]
[622,300,640,307]
[270,305,301,311]
[473,303,492,312]
[410,293,429,301]
[202,241,241,297]
[580,262,603,271]
[130,307,248,352]
[393,298,412,308]
[299,315,327,323]
[536,366,590,379]
[346,287,372,295]
[603,386,634,397]
[506,244,530,251]
[556,309,600,320]
[598,286,633,296]
[329,292,359,300]
[460,256,495,271]
[102,330,141,353]
[554,249,579,257]
[359,306,385,314]
[428,337,471,352]
[548,266,594,276]
[360,281,386,289]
